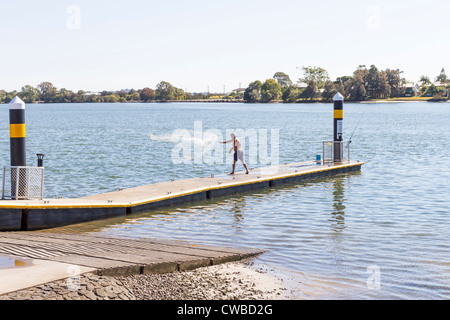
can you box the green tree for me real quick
[418,75,431,96]
[335,76,353,84]
[436,68,448,83]
[117,90,127,98]
[174,88,186,100]
[424,84,445,97]
[321,81,337,102]
[363,66,392,99]
[0,90,5,103]
[298,66,329,100]
[419,75,431,86]
[56,88,76,103]
[19,85,40,103]
[128,92,141,101]
[243,80,262,103]
[300,80,318,100]
[4,91,18,103]
[273,72,292,87]
[155,81,175,101]
[385,69,405,97]
[140,87,155,101]
[260,79,281,103]
[73,90,88,103]
[334,76,353,100]
[281,85,301,103]
[365,65,381,98]
[348,69,367,101]
[103,94,120,103]
[37,82,57,102]
[86,94,101,103]
[379,71,391,98]
[298,66,329,89]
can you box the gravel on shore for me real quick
[0,261,293,300]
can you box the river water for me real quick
[1,101,449,299]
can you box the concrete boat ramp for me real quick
[0,231,262,295]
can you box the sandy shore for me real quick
[120,260,294,300]
[0,260,294,300]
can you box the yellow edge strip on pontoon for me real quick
[0,162,364,210]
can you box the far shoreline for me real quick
[4,96,449,106]
[20,98,448,105]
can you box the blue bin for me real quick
[316,154,321,164]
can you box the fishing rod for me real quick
[348,111,365,145]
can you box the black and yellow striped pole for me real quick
[9,96,26,199]
[333,92,343,162]
[9,96,26,167]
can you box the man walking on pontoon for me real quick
[219,133,249,175]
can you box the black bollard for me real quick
[37,154,45,167]
[9,97,26,167]
[9,96,26,199]
[333,93,343,162]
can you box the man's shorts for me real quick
[234,150,244,162]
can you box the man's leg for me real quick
[230,161,236,174]
[243,162,249,174]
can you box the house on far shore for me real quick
[296,82,308,89]
[432,81,447,88]
[232,88,246,98]
[232,88,246,94]
[416,81,449,97]
[403,82,420,96]
[84,91,101,96]
[433,81,449,98]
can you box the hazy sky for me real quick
[0,0,449,93]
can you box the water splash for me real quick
[149,131,219,151]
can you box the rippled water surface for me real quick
[1,102,449,299]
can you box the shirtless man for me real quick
[219,133,249,175]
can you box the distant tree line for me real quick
[0,81,210,104]
[1,66,448,104]
[244,66,450,103]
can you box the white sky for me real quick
[0,0,449,93]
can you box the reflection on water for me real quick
[0,255,28,269]
[230,198,246,230]
[330,177,346,234]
